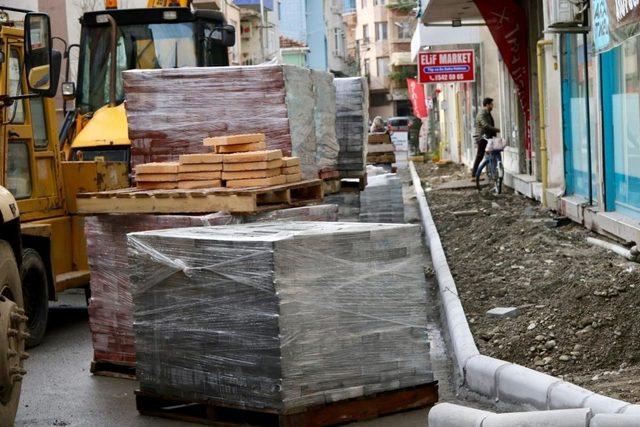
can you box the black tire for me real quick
[0,241,23,425]
[21,249,48,348]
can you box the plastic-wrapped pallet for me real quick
[128,222,432,411]
[334,77,369,177]
[244,204,338,222]
[311,70,339,177]
[324,192,360,221]
[123,65,318,179]
[359,173,405,223]
[85,213,238,366]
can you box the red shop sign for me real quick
[418,49,475,84]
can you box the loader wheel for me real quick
[0,241,27,426]
[21,249,48,348]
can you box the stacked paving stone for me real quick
[311,70,340,179]
[85,213,238,366]
[123,65,322,180]
[334,77,369,178]
[128,221,432,411]
[359,173,405,223]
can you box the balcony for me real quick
[233,0,274,11]
[369,75,390,91]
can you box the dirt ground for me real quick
[416,161,640,402]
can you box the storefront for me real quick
[591,0,640,219]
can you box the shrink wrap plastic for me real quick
[359,173,405,223]
[86,213,238,365]
[122,65,319,179]
[311,70,339,173]
[86,205,339,365]
[127,221,433,410]
[334,77,369,176]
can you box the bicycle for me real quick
[475,138,506,194]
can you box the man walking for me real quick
[472,98,500,178]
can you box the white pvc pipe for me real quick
[586,237,638,262]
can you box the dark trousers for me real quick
[472,139,488,177]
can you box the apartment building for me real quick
[236,0,280,64]
[355,0,415,119]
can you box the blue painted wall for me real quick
[305,0,328,70]
[279,0,307,43]
[278,0,328,70]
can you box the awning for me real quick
[420,0,482,24]
[410,24,482,60]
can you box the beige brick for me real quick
[215,141,267,154]
[178,180,222,189]
[203,133,265,147]
[178,163,223,173]
[222,150,283,164]
[222,159,283,171]
[283,165,301,175]
[179,171,222,181]
[178,153,223,164]
[225,175,286,188]
[282,157,301,167]
[222,168,281,180]
[135,173,179,182]
[285,173,302,183]
[135,162,179,174]
[136,181,177,190]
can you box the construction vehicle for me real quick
[0,6,128,359]
[0,8,68,423]
[61,0,235,164]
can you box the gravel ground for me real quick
[416,161,640,402]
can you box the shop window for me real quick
[605,35,640,217]
[7,142,32,200]
[363,24,369,43]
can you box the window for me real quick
[396,22,412,39]
[362,24,369,42]
[377,57,389,76]
[375,22,388,41]
[361,0,366,8]
[344,0,356,12]
[7,142,32,200]
[374,0,385,4]
[7,48,24,124]
[364,58,370,76]
[30,97,49,150]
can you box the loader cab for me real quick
[68,7,235,162]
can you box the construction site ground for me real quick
[416,161,640,402]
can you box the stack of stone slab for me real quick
[176,153,223,189]
[128,221,432,411]
[85,213,238,366]
[359,173,405,223]
[367,133,395,165]
[123,65,323,180]
[311,70,339,179]
[85,207,339,368]
[334,77,369,179]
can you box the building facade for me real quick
[415,0,640,245]
[356,0,415,119]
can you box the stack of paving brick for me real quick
[311,70,339,179]
[359,173,405,223]
[177,153,223,189]
[133,134,302,189]
[367,133,395,165]
[281,157,302,183]
[334,77,369,180]
[128,221,432,411]
[85,213,238,367]
[134,163,180,190]
[123,65,322,180]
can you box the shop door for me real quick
[600,38,640,218]
[560,34,598,203]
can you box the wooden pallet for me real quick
[76,179,324,214]
[135,382,437,426]
[90,360,136,380]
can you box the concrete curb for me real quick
[409,162,640,418]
